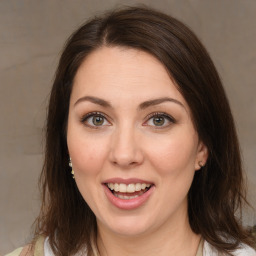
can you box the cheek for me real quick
[144,130,198,174]
[67,127,109,176]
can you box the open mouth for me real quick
[105,183,153,200]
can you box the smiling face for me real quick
[67,46,208,237]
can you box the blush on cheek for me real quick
[75,156,100,175]
[71,146,107,176]
[148,139,197,175]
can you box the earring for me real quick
[69,157,75,179]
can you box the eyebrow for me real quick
[74,96,184,109]
[138,97,184,110]
[74,96,112,108]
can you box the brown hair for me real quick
[34,5,254,255]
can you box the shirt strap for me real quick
[19,236,45,256]
[196,238,204,256]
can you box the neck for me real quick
[96,214,201,256]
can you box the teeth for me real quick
[127,184,135,193]
[108,183,114,190]
[114,194,139,200]
[119,183,126,192]
[107,183,151,193]
[135,183,141,191]
[114,183,119,192]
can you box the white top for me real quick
[44,237,54,256]
[203,240,256,255]
[44,237,256,256]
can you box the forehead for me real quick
[71,46,188,109]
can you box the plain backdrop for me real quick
[0,0,255,254]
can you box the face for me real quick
[67,47,207,237]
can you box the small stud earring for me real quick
[69,157,75,179]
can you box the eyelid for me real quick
[143,112,176,127]
[80,111,176,129]
[80,111,112,128]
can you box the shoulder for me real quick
[204,240,256,255]
[44,236,88,256]
[5,247,23,256]
[232,244,256,256]
[5,236,45,256]
[5,244,33,256]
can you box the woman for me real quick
[7,6,256,256]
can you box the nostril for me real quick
[111,159,140,167]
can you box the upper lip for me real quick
[102,178,154,185]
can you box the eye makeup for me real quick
[80,111,111,129]
[143,112,176,129]
[79,110,176,130]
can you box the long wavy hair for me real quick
[34,6,254,256]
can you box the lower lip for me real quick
[103,185,155,210]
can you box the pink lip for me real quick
[102,181,155,210]
[102,177,154,185]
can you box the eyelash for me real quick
[143,112,176,128]
[80,111,176,129]
[80,112,111,129]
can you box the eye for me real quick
[81,112,111,128]
[144,112,176,128]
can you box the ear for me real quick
[194,141,208,171]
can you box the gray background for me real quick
[0,0,255,254]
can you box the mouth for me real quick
[102,178,155,210]
[104,182,153,200]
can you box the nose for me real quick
[109,126,144,168]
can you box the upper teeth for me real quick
[107,183,151,193]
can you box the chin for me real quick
[99,214,155,237]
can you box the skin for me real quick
[67,46,208,256]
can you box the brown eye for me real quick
[144,112,176,128]
[92,115,104,126]
[153,116,165,126]
[81,112,111,128]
